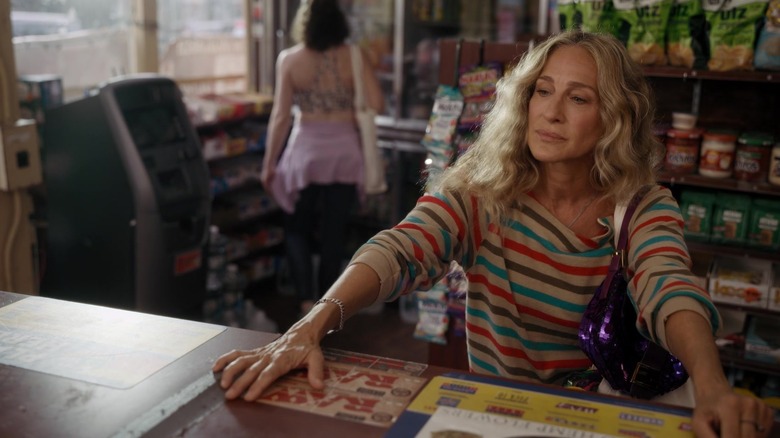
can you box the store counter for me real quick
[0,290,427,437]
[0,291,773,438]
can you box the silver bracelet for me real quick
[314,298,345,334]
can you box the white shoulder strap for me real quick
[349,45,365,110]
[613,203,628,247]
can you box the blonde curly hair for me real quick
[434,30,663,219]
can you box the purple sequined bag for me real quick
[578,187,688,399]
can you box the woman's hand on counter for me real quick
[212,324,326,401]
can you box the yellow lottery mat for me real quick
[385,373,693,438]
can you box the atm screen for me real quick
[123,105,186,150]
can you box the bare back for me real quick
[286,44,355,122]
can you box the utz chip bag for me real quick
[559,0,584,30]
[613,0,674,65]
[666,0,709,68]
[579,0,619,33]
[704,0,770,71]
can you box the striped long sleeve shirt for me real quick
[350,184,720,385]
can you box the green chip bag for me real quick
[613,0,674,65]
[666,0,708,68]
[704,0,770,71]
[559,0,583,30]
[579,0,619,34]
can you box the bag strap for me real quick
[350,45,365,111]
[599,185,651,298]
[612,185,679,399]
[613,185,652,267]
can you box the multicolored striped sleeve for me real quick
[349,190,487,302]
[626,185,721,349]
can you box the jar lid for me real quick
[667,128,704,139]
[738,131,775,147]
[703,130,738,142]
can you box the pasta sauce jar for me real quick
[699,131,737,178]
[664,128,703,174]
[770,143,780,186]
[734,131,774,182]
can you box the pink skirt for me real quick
[270,120,364,213]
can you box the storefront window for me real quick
[12,0,134,102]
[158,0,247,96]
[11,0,248,101]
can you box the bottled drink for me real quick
[222,263,247,327]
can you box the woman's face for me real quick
[526,45,603,166]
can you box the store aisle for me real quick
[248,290,430,365]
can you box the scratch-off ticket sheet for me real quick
[386,373,695,438]
[257,348,428,427]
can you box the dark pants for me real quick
[285,183,357,301]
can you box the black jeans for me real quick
[284,183,358,302]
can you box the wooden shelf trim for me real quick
[658,172,780,197]
[642,66,780,83]
[685,241,780,262]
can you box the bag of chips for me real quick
[613,0,674,65]
[666,0,709,68]
[705,0,770,71]
[755,0,780,70]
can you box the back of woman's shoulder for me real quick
[279,44,306,60]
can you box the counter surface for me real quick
[0,291,414,438]
[2,291,774,438]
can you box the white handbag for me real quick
[350,45,387,195]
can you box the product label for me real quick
[734,147,770,180]
[700,148,734,176]
[665,145,699,171]
[769,154,780,185]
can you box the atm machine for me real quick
[41,74,210,320]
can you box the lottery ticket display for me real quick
[386,373,695,438]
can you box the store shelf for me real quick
[194,113,269,130]
[685,241,780,263]
[719,344,780,377]
[715,301,780,318]
[411,18,461,29]
[658,171,780,197]
[642,66,780,83]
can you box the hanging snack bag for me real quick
[559,0,584,30]
[457,61,502,132]
[579,0,619,34]
[666,0,709,68]
[705,0,770,71]
[413,283,450,345]
[421,84,464,184]
[755,0,780,70]
[613,0,674,65]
